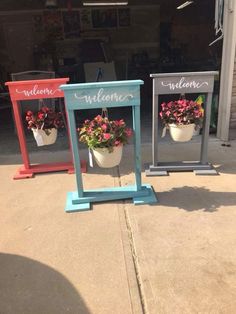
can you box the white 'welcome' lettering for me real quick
[161,77,209,90]
[16,84,59,97]
[74,88,134,104]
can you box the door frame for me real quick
[217,0,236,141]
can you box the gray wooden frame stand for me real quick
[145,71,219,176]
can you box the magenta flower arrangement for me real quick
[25,106,64,134]
[160,99,204,126]
[78,115,133,152]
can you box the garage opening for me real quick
[0,0,222,152]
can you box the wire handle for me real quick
[101,107,108,118]
[38,98,45,110]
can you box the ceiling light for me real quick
[177,1,193,9]
[83,2,128,6]
[45,0,58,8]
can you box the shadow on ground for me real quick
[157,186,236,212]
[0,253,90,314]
[216,162,236,175]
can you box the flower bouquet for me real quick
[25,106,64,146]
[78,115,132,168]
[160,99,204,142]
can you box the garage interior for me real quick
[0,0,222,153]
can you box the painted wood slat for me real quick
[67,109,84,198]
[65,184,157,212]
[63,85,140,110]
[71,186,150,204]
[154,75,215,95]
[6,78,69,101]
[150,71,219,78]
[60,79,144,90]
[133,105,142,191]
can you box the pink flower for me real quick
[101,124,107,131]
[95,115,102,122]
[177,100,185,106]
[78,116,133,149]
[41,106,49,113]
[87,127,92,134]
[125,128,133,137]
[38,112,45,120]
[114,119,125,126]
[103,133,111,140]
[161,103,166,110]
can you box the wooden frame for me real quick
[6,77,86,179]
[146,71,219,176]
[61,80,157,212]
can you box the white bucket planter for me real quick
[92,145,123,168]
[169,123,195,142]
[32,128,57,146]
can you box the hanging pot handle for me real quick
[38,98,45,110]
[40,113,47,130]
[179,93,186,100]
[88,148,94,168]
[101,107,108,118]
[161,126,167,138]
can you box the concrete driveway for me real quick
[1,139,236,314]
[120,140,236,314]
[0,150,141,314]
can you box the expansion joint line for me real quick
[116,166,148,314]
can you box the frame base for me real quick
[65,184,158,212]
[13,160,86,180]
[14,172,34,180]
[146,161,218,176]
[194,169,218,175]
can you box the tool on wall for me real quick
[209,0,224,46]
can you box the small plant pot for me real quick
[92,145,123,168]
[169,123,195,142]
[32,128,57,146]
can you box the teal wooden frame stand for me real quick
[61,80,157,212]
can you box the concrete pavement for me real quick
[0,151,142,314]
[1,139,236,314]
[120,140,236,314]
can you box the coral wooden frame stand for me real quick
[61,80,157,212]
[6,78,86,179]
[145,71,219,176]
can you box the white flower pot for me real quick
[92,145,123,168]
[32,128,57,146]
[169,123,195,142]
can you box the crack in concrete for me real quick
[116,166,147,314]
